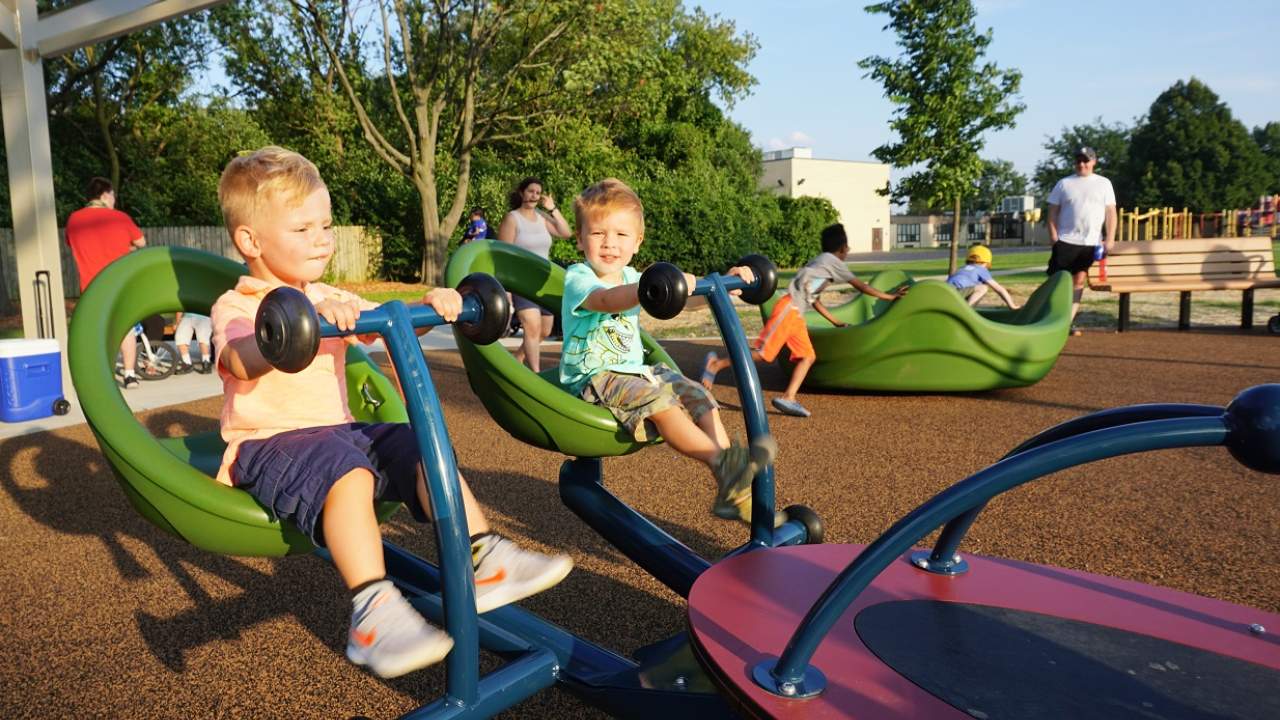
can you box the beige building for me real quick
[891,213,1049,248]
[760,147,891,253]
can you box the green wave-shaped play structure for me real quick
[445,241,675,458]
[68,247,407,557]
[761,270,1073,391]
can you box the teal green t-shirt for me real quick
[559,263,648,395]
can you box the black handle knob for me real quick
[735,254,779,306]
[455,273,511,345]
[255,286,321,374]
[638,262,688,320]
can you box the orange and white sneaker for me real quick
[346,580,453,678]
[471,534,573,614]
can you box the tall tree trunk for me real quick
[92,74,120,188]
[949,196,962,275]
[419,197,445,286]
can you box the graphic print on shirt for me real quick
[563,312,636,376]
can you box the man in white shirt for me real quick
[1047,146,1117,334]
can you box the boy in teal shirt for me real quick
[561,178,775,523]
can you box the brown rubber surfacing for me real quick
[1,328,1277,718]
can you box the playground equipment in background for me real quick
[1118,206,1193,241]
[759,270,1074,392]
[1119,197,1280,242]
[688,384,1280,718]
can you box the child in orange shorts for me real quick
[701,223,906,417]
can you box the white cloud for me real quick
[787,130,814,146]
[765,131,813,151]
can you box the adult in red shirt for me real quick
[65,177,147,387]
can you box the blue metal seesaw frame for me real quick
[285,269,813,719]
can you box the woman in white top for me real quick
[497,177,572,372]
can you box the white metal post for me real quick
[1,0,73,399]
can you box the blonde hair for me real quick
[573,178,644,239]
[218,146,326,237]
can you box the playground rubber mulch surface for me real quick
[2,329,1277,719]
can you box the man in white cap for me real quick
[1046,146,1116,335]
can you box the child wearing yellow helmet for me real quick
[946,244,1020,309]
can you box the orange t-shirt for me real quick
[64,206,143,291]
[210,275,378,486]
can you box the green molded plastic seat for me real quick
[68,246,407,557]
[760,269,1073,391]
[444,240,675,457]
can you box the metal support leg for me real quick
[1242,288,1254,329]
[1118,294,1130,332]
[1179,291,1191,331]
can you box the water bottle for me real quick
[1094,244,1107,282]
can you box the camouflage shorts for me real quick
[582,363,719,442]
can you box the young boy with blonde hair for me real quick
[211,146,571,679]
[560,178,775,523]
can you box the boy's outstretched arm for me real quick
[221,334,273,381]
[850,277,907,301]
[582,283,642,314]
[222,295,368,381]
[812,300,847,328]
[986,279,1020,310]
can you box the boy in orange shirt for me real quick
[210,147,571,679]
[701,224,905,417]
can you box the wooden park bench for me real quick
[1087,237,1280,331]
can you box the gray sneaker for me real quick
[346,580,453,678]
[712,436,778,521]
[771,397,811,417]
[471,535,573,614]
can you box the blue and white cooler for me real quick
[0,338,70,422]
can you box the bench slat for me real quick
[1103,250,1274,267]
[1099,261,1274,278]
[1092,278,1280,293]
[1103,237,1275,255]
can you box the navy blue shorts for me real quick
[232,423,427,545]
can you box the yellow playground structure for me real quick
[1119,196,1280,241]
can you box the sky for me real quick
[689,0,1279,178]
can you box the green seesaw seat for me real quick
[760,269,1074,392]
[68,246,406,557]
[444,240,677,457]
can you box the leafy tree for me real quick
[1033,117,1131,202]
[117,102,273,226]
[1126,78,1269,210]
[972,158,1027,214]
[1253,122,1280,193]
[214,0,760,281]
[284,0,653,283]
[860,0,1024,273]
[42,5,213,194]
[758,196,839,268]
